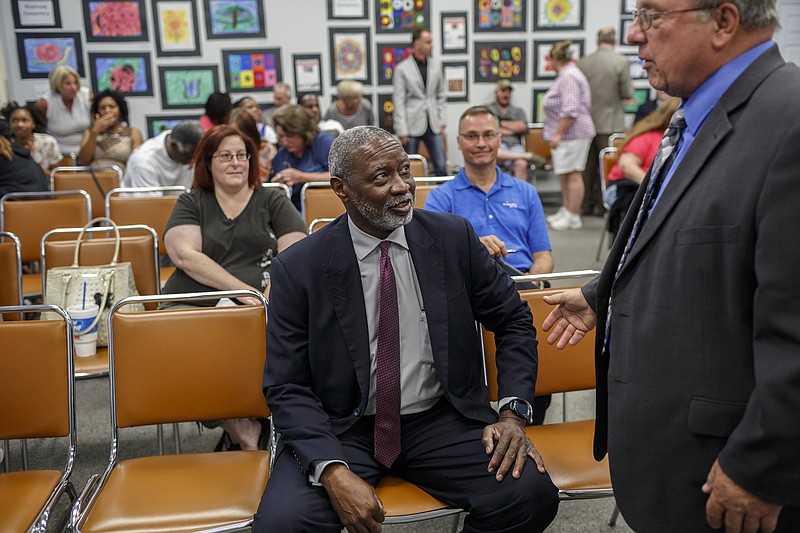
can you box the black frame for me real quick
[620,0,636,15]
[82,0,149,42]
[88,52,154,96]
[533,0,586,31]
[293,54,323,96]
[375,0,430,33]
[326,0,367,20]
[532,88,549,123]
[203,0,266,39]
[328,27,372,86]
[377,93,395,134]
[221,48,283,93]
[145,114,201,138]
[440,11,467,55]
[474,0,527,33]
[620,17,635,47]
[532,38,585,81]
[376,42,413,86]
[473,40,528,84]
[158,65,220,109]
[12,0,62,28]
[16,31,84,78]
[151,0,201,57]
[443,61,469,102]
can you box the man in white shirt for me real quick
[124,121,203,189]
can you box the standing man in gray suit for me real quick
[392,28,447,176]
[577,27,634,216]
[544,1,800,532]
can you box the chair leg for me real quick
[22,438,29,470]
[595,215,610,261]
[450,512,463,533]
[173,423,181,453]
[157,424,164,455]
[609,503,620,526]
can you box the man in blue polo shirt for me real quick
[425,106,553,277]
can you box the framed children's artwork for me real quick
[12,0,62,29]
[16,32,84,78]
[203,0,266,39]
[443,61,469,102]
[624,87,650,113]
[293,54,322,95]
[377,93,395,134]
[620,0,636,15]
[327,0,366,19]
[474,41,527,83]
[533,0,585,31]
[441,11,467,54]
[376,0,429,33]
[532,88,548,123]
[222,48,282,93]
[159,65,219,109]
[376,42,413,86]
[623,52,648,80]
[532,39,584,81]
[328,27,371,85]
[82,0,149,42]
[145,114,200,138]
[152,0,201,57]
[88,52,153,96]
[474,0,526,32]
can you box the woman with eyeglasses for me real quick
[161,125,306,451]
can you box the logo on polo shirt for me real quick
[502,201,518,209]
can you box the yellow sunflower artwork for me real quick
[543,0,574,25]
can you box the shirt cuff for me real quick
[308,459,349,486]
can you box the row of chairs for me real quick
[1,270,616,532]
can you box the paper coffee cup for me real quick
[67,304,100,357]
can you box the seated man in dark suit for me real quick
[254,125,559,532]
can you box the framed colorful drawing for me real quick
[152,0,201,56]
[533,0,585,31]
[377,93,395,134]
[624,87,650,113]
[12,0,62,29]
[443,61,468,102]
[441,11,467,54]
[376,0,429,33]
[203,0,266,39]
[145,114,200,138]
[532,88,548,123]
[620,17,635,47]
[159,65,219,109]
[474,41,527,83]
[293,54,322,95]
[327,0,366,19]
[88,52,153,96]
[328,27,371,85]
[376,42,413,86]
[222,48,282,93]
[532,39,584,80]
[474,0,526,32]
[16,32,84,78]
[82,0,149,42]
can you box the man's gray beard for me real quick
[350,192,414,233]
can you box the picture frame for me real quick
[624,87,651,113]
[145,114,200,138]
[620,0,636,15]
[328,27,371,85]
[443,61,469,102]
[376,0,429,33]
[533,0,585,31]
[532,88,548,123]
[620,17,635,47]
[376,42,413,86]
[327,0,366,20]
[532,39,584,81]
[623,51,648,80]
[158,65,219,109]
[151,0,201,57]
[293,54,323,96]
[12,0,62,29]
[440,11,467,55]
[16,32,84,78]
[474,0,526,32]
[222,48,282,93]
[377,93,395,134]
[474,41,527,84]
[203,0,266,39]
[88,52,153,96]
[82,0,149,42]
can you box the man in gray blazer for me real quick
[577,27,634,216]
[392,29,447,176]
[544,1,800,532]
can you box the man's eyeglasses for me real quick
[631,7,713,31]
[213,151,251,163]
[459,131,500,143]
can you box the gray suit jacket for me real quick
[584,45,800,531]
[392,56,446,137]
[577,48,633,134]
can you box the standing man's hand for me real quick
[548,133,562,149]
[542,288,596,348]
[482,412,546,481]
[479,235,508,259]
[321,464,385,533]
[703,460,782,533]
[400,136,409,145]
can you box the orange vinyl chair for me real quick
[408,154,429,177]
[481,271,619,526]
[375,475,461,529]
[307,217,335,234]
[596,147,620,260]
[300,182,345,229]
[71,290,271,533]
[414,176,453,209]
[608,132,626,149]
[261,181,291,199]
[525,123,552,161]
[0,304,77,532]
[51,166,122,219]
[41,224,160,379]
[0,231,23,321]
[0,190,92,298]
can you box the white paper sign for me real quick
[18,0,56,26]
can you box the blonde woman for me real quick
[323,80,374,129]
[36,65,92,158]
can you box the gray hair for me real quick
[329,126,400,183]
[597,27,616,44]
[170,121,204,150]
[274,82,292,97]
[695,0,780,31]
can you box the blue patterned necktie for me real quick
[603,107,686,353]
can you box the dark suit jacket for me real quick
[264,209,537,472]
[584,45,800,531]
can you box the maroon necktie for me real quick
[374,241,401,468]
